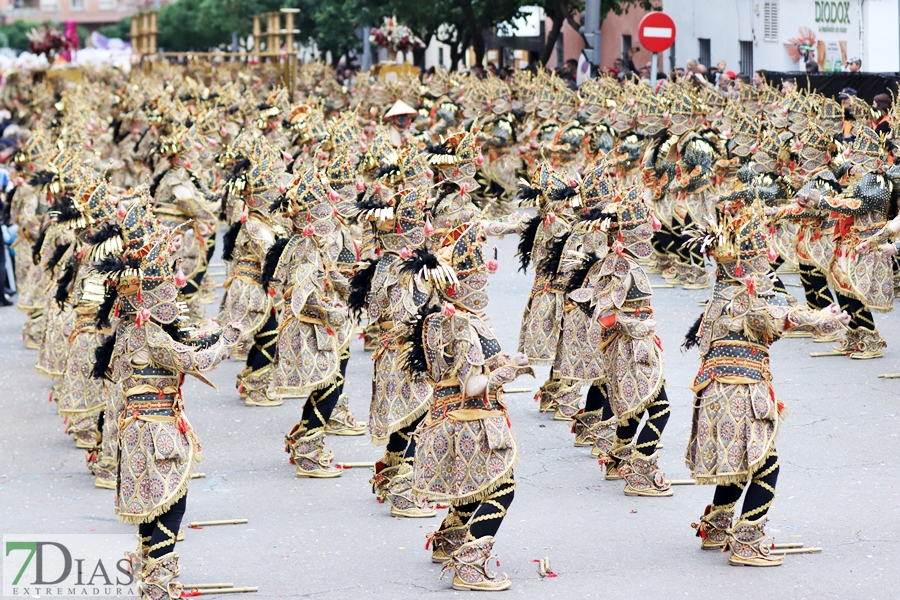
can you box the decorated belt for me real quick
[431,391,502,422]
[234,260,262,283]
[125,393,176,417]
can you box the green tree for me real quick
[97,17,132,41]
[0,20,50,51]
[538,0,656,66]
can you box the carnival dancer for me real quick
[401,222,532,591]
[92,218,243,599]
[683,190,848,566]
[265,167,353,477]
[550,165,615,449]
[52,180,125,486]
[568,187,674,496]
[219,135,293,405]
[349,186,436,518]
[770,121,844,342]
[516,163,576,418]
[796,126,894,358]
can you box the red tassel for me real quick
[327,328,334,336]
[157,389,165,399]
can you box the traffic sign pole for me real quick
[638,11,676,91]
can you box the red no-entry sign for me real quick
[638,12,676,53]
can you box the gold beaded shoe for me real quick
[441,536,511,591]
[726,516,783,567]
[692,504,734,550]
[620,451,673,497]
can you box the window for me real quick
[98,0,116,9]
[739,41,754,75]
[70,0,84,9]
[621,34,632,60]
[763,2,779,42]
[39,0,56,11]
[698,38,711,68]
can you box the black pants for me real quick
[652,225,678,260]
[677,215,703,266]
[245,311,278,373]
[385,413,426,465]
[583,382,608,413]
[835,291,875,331]
[300,353,349,434]
[709,452,780,520]
[138,494,187,559]
[452,476,516,541]
[608,387,671,457]
[799,262,833,310]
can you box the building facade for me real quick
[662,0,900,74]
[0,0,160,29]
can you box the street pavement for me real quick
[2,232,899,599]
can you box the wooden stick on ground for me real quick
[809,351,845,357]
[878,373,900,379]
[773,543,804,549]
[771,547,822,555]
[188,519,248,527]
[651,283,675,288]
[191,587,258,595]
[503,388,533,394]
[670,479,697,485]
[336,461,377,468]
[191,473,206,479]
[183,583,234,589]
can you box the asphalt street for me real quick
[1,232,899,599]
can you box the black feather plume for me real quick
[565,252,602,294]
[539,232,569,276]
[682,313,705,350]
[227,156,251,183]
[132,127,150,153]
[31,228,47,266]
[268,193,291,214]
[355,196,390,212]
[549,185,577,201]
[578,206,610,223]
[221,221,242,262]
[91,333,116,380]
[399,247,440,276]
[46,242,71,272]
[261,237,289,289]
[516,215,541,273]
[50,199,82,224]
[84,222,121,246]
[6,185,17,207]
[374,165,400,179]
[94,255,127,274]
[348,257,379,321]
[425,141,453,155]
[54,257,76,308]
[401,303,441,376]
[28,169,57,186]
[148,167,171,198]
[515,183,541,202]
[96,285,117,329]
